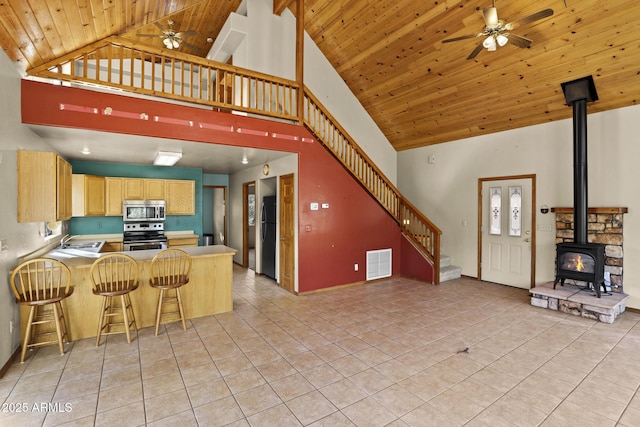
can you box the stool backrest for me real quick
[90,254,139,294]
[150,249,192,287]
[10,258,72,303]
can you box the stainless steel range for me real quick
[123,221,168,251]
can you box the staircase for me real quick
[440,255,462,282]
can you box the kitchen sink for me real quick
[60,240,105,253]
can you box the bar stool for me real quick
[10,258,74,363]
[149,249,192,336]
[89,254,139,346]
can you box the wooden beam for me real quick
[296,0,304,125]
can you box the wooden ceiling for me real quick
[1,0,638,151]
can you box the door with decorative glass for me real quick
[480,177,534,289]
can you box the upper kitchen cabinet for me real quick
[72,174,106,217]
[18,150,72,223]
[123,178,144,200]
[56,156,73,221]
[105,177,123,216]
[165,180,195,215]
[144,179,165,200]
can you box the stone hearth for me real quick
[531,282,628,324]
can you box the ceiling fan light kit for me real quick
[137,19,199,52]
[442,2,554,59]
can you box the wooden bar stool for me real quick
[149,249,192,336]
[10,258,74,363]
[89,254,139,346]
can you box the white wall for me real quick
[216,0,398,184]
[0,53,61,367]
[229,153,298,287]
[398,104,640,309]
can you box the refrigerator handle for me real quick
[260,202,266,242]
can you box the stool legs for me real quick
[96,294,137,346]
[154,287,186,336]
[20,302,69,363]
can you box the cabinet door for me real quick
[165,180,195,215]
[85,175,106,216]
[56,156,72,220]
[168,236,199,247]
[123,178,144,200]
[144,179,165,200]
[105,177,123,216]
[18,151,57,223]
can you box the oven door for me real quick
[123,241,167,251]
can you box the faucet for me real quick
[59,234,75,248]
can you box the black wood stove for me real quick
[554,242,606,297]
[554,76,606,297]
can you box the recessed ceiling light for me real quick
[81,147,91,155]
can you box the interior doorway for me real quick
[202,185,227,245]
[242,181,256,270]
[478,175,536,289]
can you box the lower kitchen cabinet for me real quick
[167,236,199,248]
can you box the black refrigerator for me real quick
[261,196,277,280]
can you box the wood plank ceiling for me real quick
[1,0,638,151]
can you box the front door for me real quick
[479,176,535,289]
[279,174,295,292]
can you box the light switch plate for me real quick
[310,203,319,211]
[321,203,329,209]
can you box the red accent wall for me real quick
[401,236,435,283]
[21,80,434,292]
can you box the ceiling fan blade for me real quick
[180,41,201,53]
[466,41,485,60]
[136,33,163,38]
[506,8,554,29]
[508,33,533,48]
[153,22,167,31]
[483,7,499,27]
[442,33,480,43]
[177,30,197,37]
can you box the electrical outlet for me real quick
[354,263,358,271]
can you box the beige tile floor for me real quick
[1,265,640,426]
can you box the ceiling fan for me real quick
[442,2,553,60]
[137,20,199,52]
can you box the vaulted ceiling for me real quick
[1,0,638,152]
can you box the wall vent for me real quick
[366,249,392,281]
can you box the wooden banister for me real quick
[27,38,441,283]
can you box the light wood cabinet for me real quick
[144,179,165,200]
[105,177,123,216]
[56,156,72,221]
[167,236,199,248]
[18,151,71,223]
[123,178,144,200]
[165,179,195,215]
[72,174,106,217]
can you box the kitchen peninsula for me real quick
[21,245,237,341]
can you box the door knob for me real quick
[524,238,531,243]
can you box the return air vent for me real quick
[366,249,392,281]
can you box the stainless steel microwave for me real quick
[123,200,166,222]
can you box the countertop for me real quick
[46,245,237,268]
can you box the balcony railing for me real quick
[28,37,441,283]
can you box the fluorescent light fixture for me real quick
[153,151,182,166]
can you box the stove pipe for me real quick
[561,76,598,245]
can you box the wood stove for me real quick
[554,242,606,297]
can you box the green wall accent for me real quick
[69,161,204,239]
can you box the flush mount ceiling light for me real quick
[81,147,91,155]
[153,151,182,166]
[241,155,249,164]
